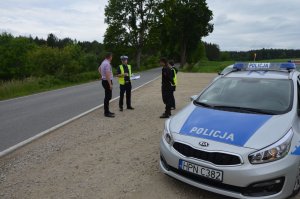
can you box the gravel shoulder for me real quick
[1,73,298,199]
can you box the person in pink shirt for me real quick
[99,52,115,118]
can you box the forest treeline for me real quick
[223,49,300,61]
[1,32,299,81]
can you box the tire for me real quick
[290,165,300,198]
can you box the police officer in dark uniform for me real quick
[160,57,174,118]
[116,55,134,111]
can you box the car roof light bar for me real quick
[233,62,296,71]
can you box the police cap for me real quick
[120,55,128,60]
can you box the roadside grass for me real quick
[183,58,300,73]
[0,71,99,101]
[184,60,234,73]
[0,65,158,101]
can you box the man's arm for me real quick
[105,70,112,90]
[116,66,125,77]
[98,66,102,78]
[116,65,129,78]
[103,63,112,90]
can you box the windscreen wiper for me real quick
[213,105,276,115]
[193,101,215,108]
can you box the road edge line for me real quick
[0,76,160,158]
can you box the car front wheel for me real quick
[290,165,300,198]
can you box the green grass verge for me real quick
[185,60,234,73]
[183,58,299,73]
[0,65,158,101]
[0,71,99,100]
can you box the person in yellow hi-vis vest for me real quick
[169,60,178,110]
[116,56,134,112]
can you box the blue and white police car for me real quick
[160,62,300,199]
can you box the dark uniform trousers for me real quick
[162,87,172,115]
[102,80,112,114]
[119,82,132,108]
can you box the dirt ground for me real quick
[0,73,299,199]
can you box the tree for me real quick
[191,41,207,63]
[0,33,36,80]
[33,36,47,46]
[47,33,58,48]
[204,42,220,61]
[159,0,214,67]
[104,0,160,69]
[0,32,107,82]
[58,37,74,48]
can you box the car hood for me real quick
[170,103,292,150]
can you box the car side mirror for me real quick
[218,71,222,75]
[190,95,198,101]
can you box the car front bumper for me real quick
[160,138,299,199]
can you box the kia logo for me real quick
[199,141,209,147]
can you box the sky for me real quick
[0,0,299,51]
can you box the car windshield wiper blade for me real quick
[213,105,276,115]
[194,101,214,108]
[194,102,276,115]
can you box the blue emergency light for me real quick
[233,62,295,71]
[233,63,244,70]
[280,63,296,70]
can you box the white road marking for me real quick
[0,76,160,158]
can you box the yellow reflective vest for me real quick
[171,67,177,86]
[118,64,132,85]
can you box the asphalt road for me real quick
[0,67,161,152]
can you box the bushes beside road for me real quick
[0,33,104,100]
[0,33,102,81]
[0,33,160,100]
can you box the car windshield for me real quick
[196,77,293,115]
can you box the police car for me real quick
[160,62,300,199]
[218,64,234,75]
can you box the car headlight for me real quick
[163,119,173,145]
[249,129,293,164]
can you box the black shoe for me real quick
[127,107,134,110]
[108,111,115,115]
[104,113,115,118]
[119,107,123,112]
[160,113,169,118]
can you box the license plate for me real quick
[179,160,223,182]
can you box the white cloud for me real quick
[203,0,300,50]
[0,0,299,51]
[0,0,108,42]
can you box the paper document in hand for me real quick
[130,74,141,80]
